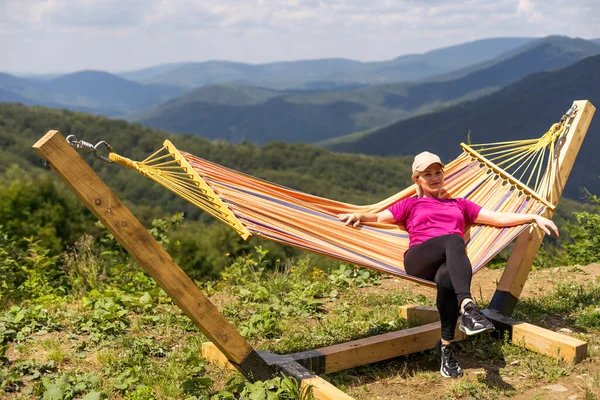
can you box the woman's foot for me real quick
[435,340,463,378]
[459,302,495,335]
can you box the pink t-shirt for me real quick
[387,197,482,248]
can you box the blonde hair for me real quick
[412,171,424,197]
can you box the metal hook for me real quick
[565,104,578,118]
[65,136,114,163]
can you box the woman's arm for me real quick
[338,210,395,227]
[475,208,559,237]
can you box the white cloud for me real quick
[0,0,599,73]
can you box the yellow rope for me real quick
[108,145,251,240]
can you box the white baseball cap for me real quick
[412,151,444,174]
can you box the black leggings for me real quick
[404,234,473,341]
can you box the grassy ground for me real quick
[2,249,600,399]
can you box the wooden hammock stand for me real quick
[34,100,595,399]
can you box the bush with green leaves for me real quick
[76,293,131,342]
[32,372,103,400]
[0,165,95,254]
[212,375,314,400]
[0,228,67,304]
[62,235,107,296]
[564,210,600,265]
[328,264,381,288]
[0,305,61,344]
[1,358,57,393]
[219,247,345,339]
[0,227,25,304]
[560,189,600,265]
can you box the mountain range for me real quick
[2,37,539,118]
[0,71,183,116]
[128,36,600,144]
[326,54,600,199]
[121,37,536,89]
[2,35,599,151]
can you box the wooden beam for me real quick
[513,323,587,364]
[399,304,442,325]
[317,322,466,374]
[33,131,263,374]
[202,342,236,370]
[491,100,596,315]
[301,377,356,400]
[484,310,587,363]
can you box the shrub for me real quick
[564,211,600,265]
[62,235,107,296]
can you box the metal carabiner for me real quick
[66,135,97,153]
[65,135,114,163]
[565,104,578,118]
[93,141,114,163]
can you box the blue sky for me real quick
[1,0,599,74]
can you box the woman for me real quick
[338,151,558,378]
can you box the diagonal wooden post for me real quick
[489,100,596,316]
[33,130,274,380]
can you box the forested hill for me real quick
[327,54,600,200]
[0,103,415,215]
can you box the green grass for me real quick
[3,244,600,399]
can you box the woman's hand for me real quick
[338,213,362,228]
[534,215,559,237]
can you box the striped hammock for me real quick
[108,110,572,287]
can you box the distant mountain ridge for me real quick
[129,36,600,145]
[326,54,600,199]
[0,70,183,116]
[127,37,535,89]
[424,35,600,83]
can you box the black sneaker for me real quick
[435,340,463,378]
[459,302,495,335]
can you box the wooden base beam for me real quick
[300,376,355,400]
[399,305,588,364]
[399,304,443,325]
[484,309,587,363]
[202,342,236,370]
[315,321,466,374]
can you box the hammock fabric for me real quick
[108,112,571,287]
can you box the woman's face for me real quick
[414,163,445,197]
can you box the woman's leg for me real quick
[404,234,473,304]
[404,235,460,342]
[434,264,460,342]
[440,234,473,308]
[405,236,466,378]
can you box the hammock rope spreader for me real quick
[72,105,577,287]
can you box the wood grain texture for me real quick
[317,322,466,373]
[399,305,442,325]
[301,376,356,400]
[33,130,254,365]
[202,342,237,370]
[512,323,587,363]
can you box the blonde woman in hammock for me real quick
[338,151,559,378]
